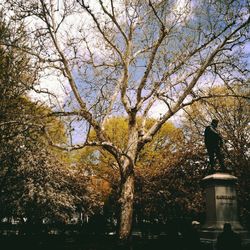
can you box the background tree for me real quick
[181,85,250,228]
[134,87,250,230]
[0,12,96,225]
[5,0,250,241]
[134,127,205,227]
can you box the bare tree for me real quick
[5,0,250,241]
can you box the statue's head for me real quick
[211,119,219,128]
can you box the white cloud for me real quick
[28,71,69,108]
[148,101,168,119]
[148,100,184,127]
[174,0,191,14]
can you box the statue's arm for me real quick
[209,126,219,135]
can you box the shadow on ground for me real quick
[1,235,250,250]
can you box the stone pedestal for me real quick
[202,173,242,231]
[200,172,249,244]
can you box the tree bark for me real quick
[118,171,135,242]
[117,116,138,241]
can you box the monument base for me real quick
[200,172,250,245]
[200,229,250,241]
[200,229,250,250]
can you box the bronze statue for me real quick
[204,119,226,173]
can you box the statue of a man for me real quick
[204,119,225,173]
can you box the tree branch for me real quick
[99,0,128,44]
[76,0,124,62]
[141,16,250,144]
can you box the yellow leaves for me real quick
[47,118,67,144]
[90,176,112,200]
[139,121,183,166]
[80,116,184,175]
[102,116,129,149]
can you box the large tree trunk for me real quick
[117,115,138,242]
[118,171,135,241]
